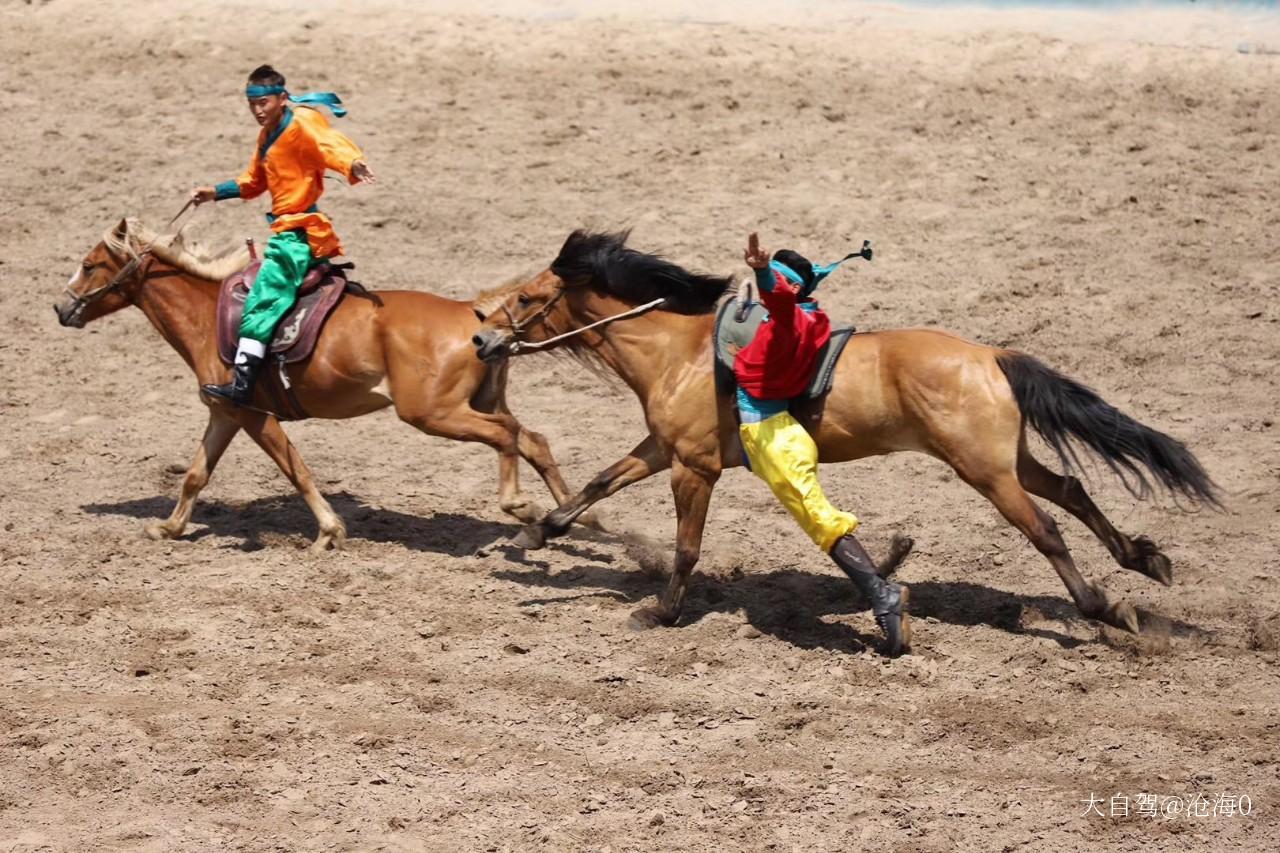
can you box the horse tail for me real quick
[995,351,1220,508]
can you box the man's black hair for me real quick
[247,64,286,88]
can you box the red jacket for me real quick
[733,271,831,400]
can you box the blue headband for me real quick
[770,244,872,297]
[245,84,348,117]
[769,255,852,296]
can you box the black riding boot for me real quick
[830,533,911,656]
[202,351,263,406]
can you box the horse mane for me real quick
[106,218,251,282]
[551,229,732,315]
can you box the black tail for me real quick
[996,351,1220,508]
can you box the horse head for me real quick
[56,218,148,328]
[472,267,571,362]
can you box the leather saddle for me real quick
[216,260,351,365]
[712,296,856,401]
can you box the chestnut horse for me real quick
[56,218,580,550]
[473,230,1219,640]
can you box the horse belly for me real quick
[807,337,930,461]
[286,300,394,418]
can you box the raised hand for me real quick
[743,232,770,269]
[351,160,377,185]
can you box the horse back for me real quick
[316,290,480,352]
[811,328,1017,461]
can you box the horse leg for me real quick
[240,412,347,552]
[513,434,671,549]
[628,459,719,629]
[144,410,240,541]
[398,402,552,524]
[1018,448,1173,586]
[968,471,1140,633]
[471,362,572,522]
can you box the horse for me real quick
[56,218,583,551]
[472,230,1220,640]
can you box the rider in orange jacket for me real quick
[192,64,375,404]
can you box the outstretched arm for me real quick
[744,232,777,293]
[745,231,801,322]
[314,121,373,185]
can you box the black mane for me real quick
[550,230,732,315]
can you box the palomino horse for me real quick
[473,230,1219,639]
[56,218,580,550]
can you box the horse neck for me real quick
[131,261,220,365]
[567,292,713,402]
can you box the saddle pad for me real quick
[713,296,855,400]
[217,261,348,365]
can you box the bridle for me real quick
[62,202,195,325]
[61,243,190,327]
[498,282,666,356]
[500,285,567,341]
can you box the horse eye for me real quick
[517,294,531,307]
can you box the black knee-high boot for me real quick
[830,533,911,656]
[203,351,263,406]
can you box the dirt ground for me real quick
[2,1,1278,850]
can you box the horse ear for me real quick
[112,218,129,240]
[473,307,488,323]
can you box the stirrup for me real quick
[201,381,250,405]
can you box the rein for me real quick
[507,295,666,355]
[62,201,197,323]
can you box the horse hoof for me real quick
[311,527,346,553]
[577,509,608,533]
[1103,599,1141,635]
[1136,535,1172,581]
[502,499,548,525]
[1132,537,1173,586]
[878,534,915,578]
[513,524,547,550]
[1145,553,1173,587]
[144,521,177,541]
[628,606,676,631]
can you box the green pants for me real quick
[239,230,326,344]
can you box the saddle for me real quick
[712,295,855,402]
[216,260,351,366]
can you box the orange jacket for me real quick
[216,106,364,258]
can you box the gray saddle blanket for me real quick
[713,296,855,400]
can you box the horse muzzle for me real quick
[54,301,85,328]
[472,328,512,362]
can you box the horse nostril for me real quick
[472,333,485,348]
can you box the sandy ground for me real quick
[2,0,1279,850]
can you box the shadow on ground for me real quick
[82,490,519,556]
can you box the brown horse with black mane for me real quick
[56,218,580,550]
[474,230,1220,641]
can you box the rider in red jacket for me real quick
[732,252,832,400]
[733,232,909,656]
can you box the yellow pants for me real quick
[739,411,859,553]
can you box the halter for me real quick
[62,202,195,325]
